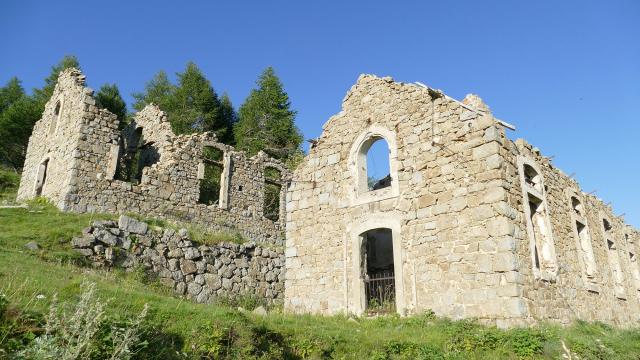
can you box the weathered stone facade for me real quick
[284,74,640,327]
[72,215,284,303]
[16,68,640,327]
[17,69,290,245]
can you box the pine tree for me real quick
[32,55,80,105]
[0,77,24,113]
[132,71,176,112]
[95,83,127,127]
[219,92,237,144]
[0,78,41,169]
[234,67,303,163]
[171,62,222,135]
[131,63,235,143]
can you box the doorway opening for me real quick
[35,159,49,196]
[362,228,395,314]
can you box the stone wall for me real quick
[72,215,285,304]
[285,74,640,327]
[505,139,640,326]
[285,75,526,326]
[17,68,290,245]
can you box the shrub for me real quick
[18,281,148,359]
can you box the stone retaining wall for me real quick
[72,215,285,304]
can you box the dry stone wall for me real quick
[285,74,639,327]
[72,215,284,304]
[17,69,290,245]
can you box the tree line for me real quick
[0,56,304,171]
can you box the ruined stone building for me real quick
[17,69,640,327]
[284,75,640,327]
[17,69,290,245]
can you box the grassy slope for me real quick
[1,168,639,359]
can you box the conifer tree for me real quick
[0,78,40,169]
[95,83,127,127]
[32,55,80,105]
[172,62,222,135]
[131,63,235,142]
[234,67,303,163]
[132,71,175,112]
[219,92,237,144]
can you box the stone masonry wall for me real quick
[505,139,640,326]
[285,75,526,326]
[18,69,290,245]
[72,215,285,304]
[285,74,639,328]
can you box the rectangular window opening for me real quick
[199,146,224,205]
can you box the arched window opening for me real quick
[264,167,282,221]
[50,100,61,135]
[35,158,50,196]
[361,228,395,314]
[199,146,224,205]
[523,164,542,193]
[364,137,391,191]
[602,219,625,298]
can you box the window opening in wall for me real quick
[629,251,640,292]
[603,219,625,298]
[50,101,61,135]
[523,164,542,193]
[361,228,395,314]
[264,167,282,221]
[365,138,391,191]
[528,194,556,273]
[571,197,583,216]
[115,127,160,184]
[35,159,49,196]
[571,196,597,280]
[199,146,224,205]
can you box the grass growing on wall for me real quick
[1,180,640,358]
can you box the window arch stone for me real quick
[348,125,399,206]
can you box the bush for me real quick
[18,281,148,359]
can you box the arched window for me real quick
[365,138,391,191]
[264,166,282,221]
[602,218,625,298]
[50,100,61,135]
[349,126,399,205]
[518,157,557,281]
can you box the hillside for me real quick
[1,167,639,359]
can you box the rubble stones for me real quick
[71,219,284,305]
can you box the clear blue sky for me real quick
[1,1,638,227]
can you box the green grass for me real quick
[0,166,20,204]
[1,168,639,358]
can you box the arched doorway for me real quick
[361,228,395,314]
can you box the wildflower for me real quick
[36,294,46,300]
